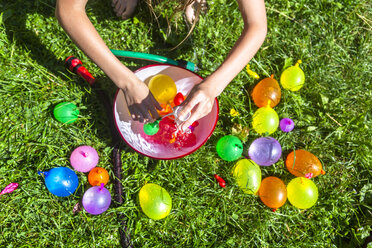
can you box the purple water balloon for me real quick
[70,145,99,172]
[280,118,295,132]
[248,137,282,166]
[82,184,111,215]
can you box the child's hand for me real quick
[177,82,217,131]
[122,81,161,123]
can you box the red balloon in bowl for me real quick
[173,92,185,106]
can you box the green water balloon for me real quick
[287,177,318,209]
[143,120,160,135]
[232,159,262,194]
[139,183,172,220]
[280,60,305,91]
[216,135,243,161]
[53,102,79,124]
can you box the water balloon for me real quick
[88,167,109,186]
[280,118,295,132]
[246,64,260,79]
[280,60,305,91]
[252,106,279,134]
[148,74,177,104]
[53,102,79,124]
[39,167,79,197]
[258,177,287,209]
[173,92,185,106]
[0,183,19,196]
[82,184,111,215]
[139,183,172,220]
[143,120,160,136]
[216,135,243,161]
[70,145,99,172]
[232,159,261,194]
[248,137,282,166]
[251,75,281,108]
[286,150,325,178]
[287,177,318,209]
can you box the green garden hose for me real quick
[110,49,198,72]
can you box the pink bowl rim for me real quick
[113,64,219,160]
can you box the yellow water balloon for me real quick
[232,159,262,194]
[280,60,305,91]
[139,183,172,220]
[252,106,279,134]
[287,177,318,209]
[148,74,177,104]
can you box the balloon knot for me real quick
[305,173,313,179]
[270,74,274,79]
[37,171,43,175]
[295,60,302,66]
[321,170,326,175]
[272,208,277,212]
[100,183,104,191]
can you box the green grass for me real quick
[0,0,371,247]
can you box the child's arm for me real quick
[178,0,267,131]
[56,0,160,122]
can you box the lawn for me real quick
[0,0,371,247]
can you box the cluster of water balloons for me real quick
[215,60,325,210]
[38,145,111,215]
[250,60,304,135]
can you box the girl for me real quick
[56,0,267,132]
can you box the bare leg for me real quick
[112,0,138,20]
[185,0,208,24]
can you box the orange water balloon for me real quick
[258,176,287,210]
[286,150,325,178]
[88,167,109,186]
[251,75,281,108]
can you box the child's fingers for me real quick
[138,105,153,123]
[178,96,199,121]
[147,104,160,120]
[114,1,125,16]
[150,94,162,110]
[179,103,204,132]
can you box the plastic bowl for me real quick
[114,64,219,160]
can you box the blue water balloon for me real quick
[39,167,79,197]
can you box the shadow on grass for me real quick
[2,1,62,75]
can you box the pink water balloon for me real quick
[70,146,99,172]
[0,183,18,196]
